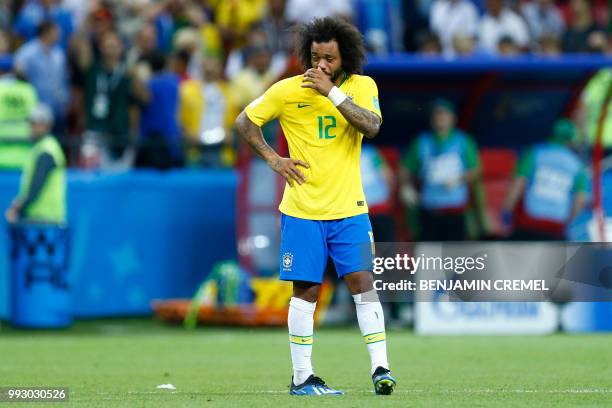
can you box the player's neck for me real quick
[334,71,349,87]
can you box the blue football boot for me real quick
[372,366,396,395]
[289,375,344,396]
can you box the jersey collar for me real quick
[335,71,349,88]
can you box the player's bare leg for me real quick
[344,271,396,395]
[293,281,321,303]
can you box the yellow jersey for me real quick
[245,73,382,220]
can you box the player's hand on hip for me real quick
[268,157,309,187]
[301,68,334,96]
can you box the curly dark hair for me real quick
[294,17,366,75]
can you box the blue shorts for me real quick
[279,213,374,283]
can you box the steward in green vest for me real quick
[5,104,66,224]
[399,99,483,241]
[0,68,38,169]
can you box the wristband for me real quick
[327,86,347,106]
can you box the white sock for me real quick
[288,297,316,385]
[353,289,389,374]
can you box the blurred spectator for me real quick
[0,29,11,54]
[85,4,116,46]
[574,68,612,148]
[285,0,352,23]
[536,33,562,56]
[354,0,404,54]
[152,0,221,57]
[230,43,275,109]
[114,0,153,42]
[260,0,293,67]
[187,4,223,59]
[417,31,442,55]
[479,0,529,54]
[126,22,159,78]
[521,0,565,48]
[213,0,267,49]
[560,0,611,29]
[0,1,11,30]
[173,27,204,81]
[402,0,433,52]
[13,0,74,50]
[74,29,149,170]
[361,144,396,241]
[561,0,605,53]
[591,0,610,28]
[502,119,588,240]
[498,34,520,56]
[5,104,65,224]
[170,49,192,82]
[179,55,238,167]
[225,25,273,80]
[0,62,38,169]
[430,0,479,57]
[172,10,224,81]
[14,21,69,135]
[452,34,491,57]
[585,30,608,54]
[399,99,481,241]
[135,51,183,170]
[62,0,90,31]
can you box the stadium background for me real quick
[0,0,611,406]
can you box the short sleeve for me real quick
[573,168,588,193]
[515,148,534,178]
[244,80,286,127]
[463,136,480,170]
[402,138,420,175]
[355,76,382,121]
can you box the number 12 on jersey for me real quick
[318,115,336,139]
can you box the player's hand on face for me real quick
[268,157,310,187]
[301,68,334,96]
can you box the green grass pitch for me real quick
[1,319,611,407]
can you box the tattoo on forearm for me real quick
[336,99,380,137]
[235,112,278,162]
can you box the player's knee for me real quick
[292,281,321,303]
[344,271,374,295]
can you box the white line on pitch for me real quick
[87,389,612,397]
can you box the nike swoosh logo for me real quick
[297,104,310,108]
[301,339,309,343]
[366,337,377,342]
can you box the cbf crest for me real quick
[282,253,293,270]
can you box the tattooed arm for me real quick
[235,111,309,186]
[335,98,381,138]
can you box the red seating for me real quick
[480,148,517,236]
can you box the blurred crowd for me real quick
[407,0,611,57]
[0,0,608,171]
[0,0,304,170]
